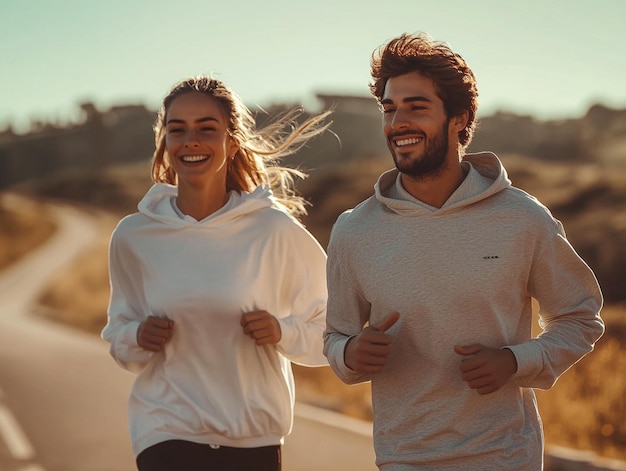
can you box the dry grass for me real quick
[0,193,56,270]
[536,304,626,460]
[35,219,116,334]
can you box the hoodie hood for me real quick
[137,183,274,227]
[374,151,512,216]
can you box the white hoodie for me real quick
[324,152,604,470]
[102,183,327,456]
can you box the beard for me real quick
[389,117,450,179]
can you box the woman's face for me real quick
[164,91,237,190]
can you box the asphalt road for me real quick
[0,197,377,471]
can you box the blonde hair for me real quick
[151,76,331,217]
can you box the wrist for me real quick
[344,336,356,371]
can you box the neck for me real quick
[176,184,229,220]
[400,159,467,208]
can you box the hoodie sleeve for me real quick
[323,213,374,385]
[507,219,604,390]
[271,217,328,367]
[101,226,155,371]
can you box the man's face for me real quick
[381,72,453,179]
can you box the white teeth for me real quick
[395,137,422,147]
[181,155,208,162]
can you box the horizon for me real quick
[1,0,625,132]
[2,91,622,138]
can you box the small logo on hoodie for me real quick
[483,255,500,260]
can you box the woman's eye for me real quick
[382,108,395,114]
[167,128,184,134]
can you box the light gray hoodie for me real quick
[324,152,604,470]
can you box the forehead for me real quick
[166,91,227,122]
[381,72,441,104]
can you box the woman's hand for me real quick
[137,316,175,352]
[241,311,282,345]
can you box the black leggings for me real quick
[136,440,281,471]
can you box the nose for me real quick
[390,108,410,130]
[184,129,200,147]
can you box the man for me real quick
[323,32,604,470]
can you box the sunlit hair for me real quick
[151,75,331,218]
[369,32,479,149]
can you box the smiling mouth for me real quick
[394,136,423,147]
[180,155,209,163]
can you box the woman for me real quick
[101,76,331,471]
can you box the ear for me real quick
[226,135,239,160]
[450,110,469,133]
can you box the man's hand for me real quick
[344,312,400,373]
[455,344,518,395]
[241,311,282,345]
[137,316,175,352]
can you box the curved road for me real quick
[0,196,377,471]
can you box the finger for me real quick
[139,338,164,352]
[355,342,392,357]
[253,334,277,345]
[371,312,400,332]
[241,311,269,326]
[462,368,491,382]
[251,325,278,340]
[359,354,390,367]
[459,359,483,374]
[147,330,171,342]
[242,319,268,335]
[469,377,498,395]
[148,316,174,329]
[454,344,483,356]
[468,379,489,390]
[144,325,173,341]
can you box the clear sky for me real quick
[1,0,624,133]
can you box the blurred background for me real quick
[0,0,624,470]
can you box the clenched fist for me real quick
[241,310,282,345]
[137,316,175,352]
[455,344,518,395]
[344,312,400,373]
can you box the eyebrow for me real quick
[166,116,219,125]
[381,95,433,106]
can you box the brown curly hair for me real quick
[369,33,479,148]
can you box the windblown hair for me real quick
[151,76,331,218]
[370,33,479,148]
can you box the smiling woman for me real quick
[101,75,332,471]
[161,91,238,219]
[151,76,331,219]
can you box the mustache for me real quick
[388,130,425,140]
